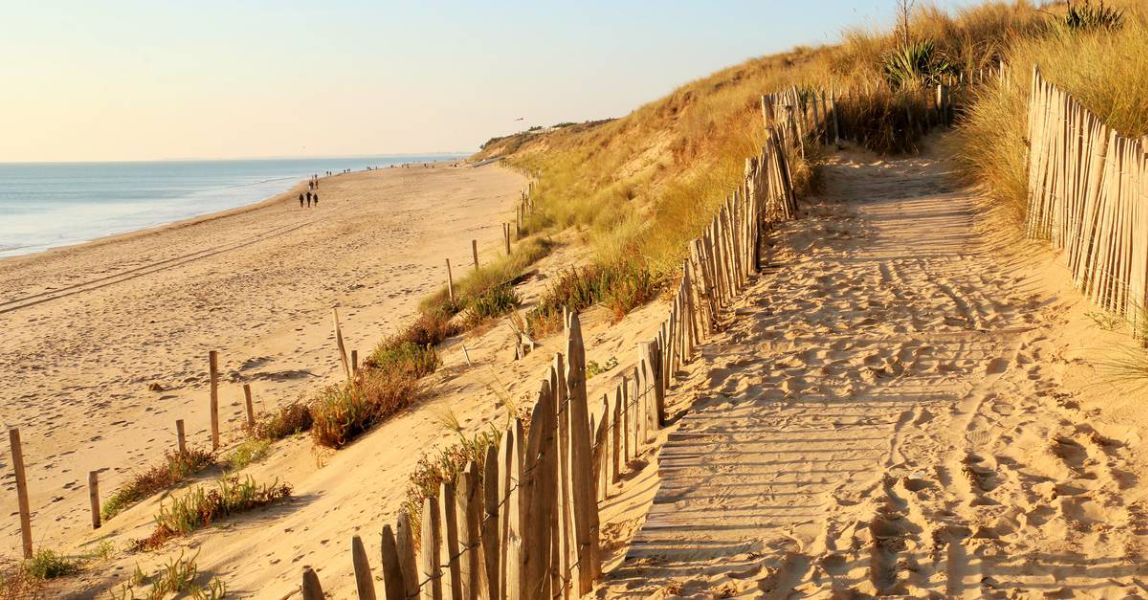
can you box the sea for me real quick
[0,154,466,258]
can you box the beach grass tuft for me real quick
[132,476,291,551]
[102,448,216,521]
[109,550,226,600]
[248,402,314,441]
[309,369,422,449]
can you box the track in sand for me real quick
[602,144,1148,598]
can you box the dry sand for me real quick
[0,163,526,570]
[600,143,1148,598]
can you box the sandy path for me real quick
[604,146,1148,597]
[0,163,525,557]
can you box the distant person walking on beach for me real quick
[313,193,319,207]
[299,193,304,208]
[306,191,312,207]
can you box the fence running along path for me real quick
[299,91,836,599]
[1025,67,1148,332]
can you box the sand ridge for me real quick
[600,143,1148,598]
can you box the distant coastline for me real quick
[0,153,466,259]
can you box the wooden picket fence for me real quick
[1025,66,1148,331]
[299,100,829,599]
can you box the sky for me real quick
[0,0,986,163]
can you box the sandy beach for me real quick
[0,162,525,560]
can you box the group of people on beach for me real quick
[298,175,320,208]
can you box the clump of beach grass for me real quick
[309,369,422,449]
[132,476,291,551]
[109,550,227,600]
[102,448,216,521]
[247,401,314,441]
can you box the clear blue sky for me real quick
[0,0,986,162]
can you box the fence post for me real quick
[243,384,255,431]
[421,495,444,600]
[381,525,406,600]
[482,445,501,600]
[333,308,351,381]
[522,380,554,599]
[565,313,600,589]
[209,351,220,451]
[438,480,461,600]
[301,566,324,600]
[396,512,422,600]
[352,535,378,600]
[88,471,101,529]
[472,240,480,271]
[176,419,187,454]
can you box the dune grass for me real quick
[132,476,291,551]
[248,401,314,441]
[956,6,1148,223]
[109,550,226,600]
[309,369,423,449]
[102,448,216,521]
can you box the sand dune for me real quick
[600,142,1148,598]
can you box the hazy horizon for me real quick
[3,0,986,163]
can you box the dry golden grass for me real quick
[956,3,1148,222]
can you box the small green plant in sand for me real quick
[23,549,80,580]
[131,476,291,551]
[586,356,618,379]
[465,284,521,327]
[109,550,226,600]
[1085,310,1123,331]
[367,340,440,379]
[103,448,216,521]
[248,402,313,441]
[222,439,271,471]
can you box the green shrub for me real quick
[249,402,313,441]
[1063,1,1124,31]
[310,370,421,449]
[132,476,291,551]
[103,448,216,521]
[109,550,226,600]
[23,550,79,580]
[883,40,954,89]
[400,429,501,542]
[466,284,521,325]
[367,341,440,379]
[223,439,271,471]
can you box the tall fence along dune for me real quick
[295,90,844,599]
[1025,66,1148,329]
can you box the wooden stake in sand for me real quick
[209,350,220,451]
[176,419,187,454]
[352,535,378,600]
[461,345,473,367]
[504,223,511,256]
[301,566,325,600]
[472,240,480,271]
[333,308,351,381]
[243,384,255,431]
[446,258,455,304]
[88,471,101,529]
[8,428,32,559]
[351,350,359,376]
